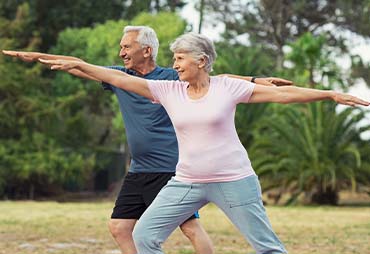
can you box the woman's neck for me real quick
[187,73,210,92]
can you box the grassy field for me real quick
[0,201,369,254]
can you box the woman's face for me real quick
[172,52,201,81]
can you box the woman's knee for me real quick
[132,225,156,248]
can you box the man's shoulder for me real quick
[152,66,178,80]
[107,65,134,74]
[156,66,176,73]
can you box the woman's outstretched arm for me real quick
[249,84,369,107]
[39,59,153,100]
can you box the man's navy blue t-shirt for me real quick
[102,66,179,173]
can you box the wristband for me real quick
[251,77,257,83]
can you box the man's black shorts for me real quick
[111,172,198,220]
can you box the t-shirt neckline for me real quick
[184,76,214,103]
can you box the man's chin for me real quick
[123,61,132,69]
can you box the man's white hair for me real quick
[170,32,217,73]
[123,26,159,61]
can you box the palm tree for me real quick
[250,101,370,205]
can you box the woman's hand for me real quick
[332,92,370,106]
[39,59,81,71]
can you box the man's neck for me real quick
[130,61,157,76]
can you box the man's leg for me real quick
[108,219,137,254]
[109,173,146,254]
[180,218,214,254]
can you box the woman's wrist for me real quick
[328,90,337,101]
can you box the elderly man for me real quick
[3,25,292,254]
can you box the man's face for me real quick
[119,31,146,70]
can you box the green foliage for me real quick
[251,101,370,205]
[131,12,187,67]
[0,3,96,198]
[205,0,370,81]
[212,41,278,149]
[1,1,368,203]
[213,41,276,76]
[50,11,186,148]
[285,32,345,88]
[0,6,186,198]
[0,0,188,52]
[351,55,370,88]
[0,133,94,198]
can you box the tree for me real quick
[0,10,187,198]
[49,11,186,151]
[285,32,346,89]
[212,41,278,149]
[203,0,370,77]
[246,31,370,205]
[0,3,95,198]
[250,101,369,205]
[0,0,188,52]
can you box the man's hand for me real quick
[2,50,42,62]
[217,74,293,87]
[254,77,293,86]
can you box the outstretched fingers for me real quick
[2,50,38,62]
[269,77,294,86]
[38,58,57,69]
[2,50,18,56]
[337,93,370,106]
[38,59,74,71]
[350,96,370,106]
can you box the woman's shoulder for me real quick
[210,75,244,88]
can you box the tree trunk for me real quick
[198,0,205,33]
[29,183,35,200]
[310,186,339,205]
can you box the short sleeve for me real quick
[146,80,179,104]
[223,76,255,104]
[101,66,127,92]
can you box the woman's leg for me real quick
[208,175,287,254]
[133,178,207,254]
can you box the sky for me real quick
[180,1,370,139]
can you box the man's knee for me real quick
[108,219,135,239]
[180,219,214,254]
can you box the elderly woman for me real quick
[39,33,369,254]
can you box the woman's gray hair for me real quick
[170,32,217,73]
[123,26,159,61]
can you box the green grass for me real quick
[0,201,369,254]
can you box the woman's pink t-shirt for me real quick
[147,76,256,183]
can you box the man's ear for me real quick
[143,46,153,59]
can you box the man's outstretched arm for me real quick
[218,73,293,87]
[2,50,99,81]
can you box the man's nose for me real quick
[119,49,126,57]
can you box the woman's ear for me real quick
[198,56,207,69]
